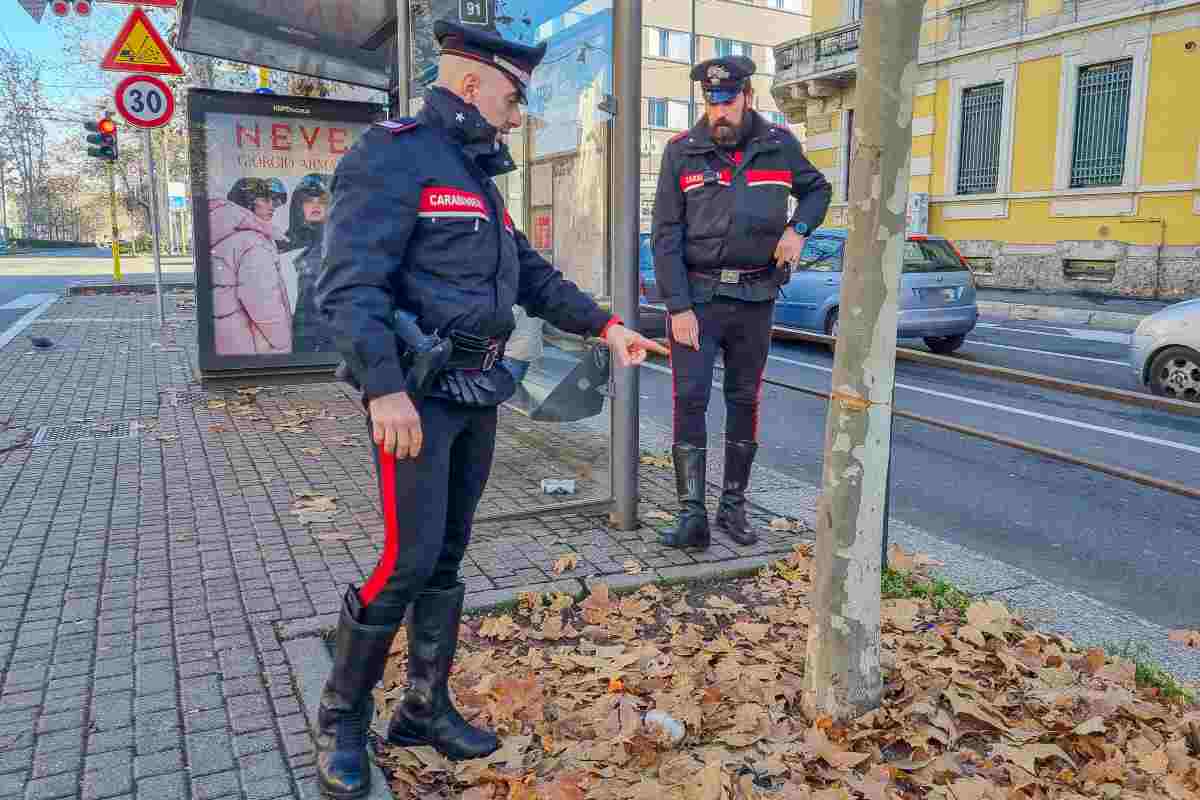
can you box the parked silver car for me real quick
[1130,298,1200,402]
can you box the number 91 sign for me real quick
[114,74,175,129]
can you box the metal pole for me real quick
[144,129,165,326]
[0,157,8,231]
[610,0,643,531]
[689,0,696,123]
[394,0,412,116]
[162,128,177,255]
[108,163,122,281]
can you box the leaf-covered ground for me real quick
[370,545,1200,799]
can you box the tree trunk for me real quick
[801,0,925,722]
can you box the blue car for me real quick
[777,229,979,354]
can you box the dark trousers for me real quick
[669,298,774,447]
[357,397,498,626]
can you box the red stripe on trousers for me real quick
[668,324,679,442]
[359,446,400,605]
[753,362,765,440]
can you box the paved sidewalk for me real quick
[976,287,1176,330]
[0,293,807,800]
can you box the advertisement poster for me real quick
[532,212,553,251]
[526,6,612,159]
[189,89,384,374]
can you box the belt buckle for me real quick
[482,340,499,372]
[719,269,740,285]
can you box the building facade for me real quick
[771,0,1200,299]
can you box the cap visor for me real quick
[703,88,739,104]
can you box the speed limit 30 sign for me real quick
[114,74,174,128]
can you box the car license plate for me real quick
[920,287,961,302]
[720,270,740,284]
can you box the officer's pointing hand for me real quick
[369,392,423,460]
[604,324,670,368]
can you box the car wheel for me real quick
[1148,346,1200,403]
[924,334,967,355]
[824,308,839,352]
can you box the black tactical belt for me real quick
[690,266,773,285]
[445,330,507,372]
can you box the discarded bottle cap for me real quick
[642,709,686,745]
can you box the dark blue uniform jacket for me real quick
[316,87,612,400]
[652,111,832,313]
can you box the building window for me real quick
[648,99,667,128]
[648,27,691,61]
[668,100,691,130]
[1070,59,1133,188]
[648,99,691,130]
[956,82,1003,195]
[848,0,863,22]
[714,39,752,59]
[763,46,776,75]
[768,0,802,10]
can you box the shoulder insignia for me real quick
[375,118,420,135]
[668,130,689,144]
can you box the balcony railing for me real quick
[773,21,861,85]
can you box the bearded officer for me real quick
[312,19,668,798]
[652,55,831,551]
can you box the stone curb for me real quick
[977,300,1146,332]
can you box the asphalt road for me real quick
[4,258,1196,634]
[638,319,1200,633]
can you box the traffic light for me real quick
[85,117,118,162]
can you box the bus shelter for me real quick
[175,0,644,528]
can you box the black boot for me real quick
[317,588,397,799]
[386,582,499,761]
[716,440,759,545]
[659,444,710,550]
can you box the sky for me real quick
[1,1,180,127]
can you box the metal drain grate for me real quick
[32,421,140,447]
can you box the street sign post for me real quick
[100,7,184,76]
[114,75,175,129]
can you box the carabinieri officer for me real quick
[652,55,832,551]
[313,18,667,798]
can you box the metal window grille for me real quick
[715,39,732,58]
[957,82,1003,195]
[1070,59,1132,188]
[657,29,669,58]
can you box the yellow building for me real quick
[771,0,1200,299]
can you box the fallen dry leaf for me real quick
[640,452,672,470]
[644,510,674,521]
[552,554,579,574]
[768,517,807,532]
[993,742,1075,775]
[1137,747,1169,775]
[300,447,322,457]
[293,492,338,523]
[623,559,644,575]
[478,615,523,641]
[1168,629,1200,647]
[1072,716,1107,736]
[206,399,227,409]
[882,598,919,632]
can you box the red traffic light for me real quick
[98,118,117,135]
[75,1,92,15]
[51,1,70,16]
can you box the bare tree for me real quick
[802,0,925,722]
[0,44,50,238]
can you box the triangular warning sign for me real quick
[100,8,184,76]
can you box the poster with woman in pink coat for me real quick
[197,104,372,357]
